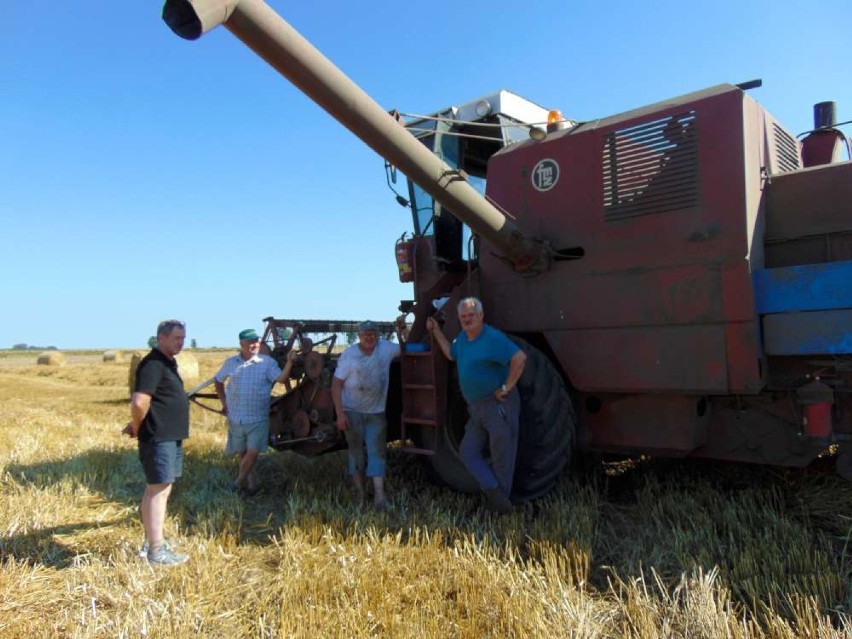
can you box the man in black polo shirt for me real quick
[123,319,190,566]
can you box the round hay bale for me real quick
[128,350,199,396]
[174,351,199,382]
[103,349,125,363]
[128,351,146,396]
[37,351,65,366]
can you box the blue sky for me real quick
[1,1,850,349]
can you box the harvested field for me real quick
[0,349,850,638]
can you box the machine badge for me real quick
[531,158,559,191]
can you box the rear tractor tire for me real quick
[426,337,576,501]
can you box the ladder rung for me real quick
[403,383,435,390]
[403,352,432,358]
[401,416,438,425]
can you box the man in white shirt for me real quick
[332,321,400,509]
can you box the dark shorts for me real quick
[138,439,184,485]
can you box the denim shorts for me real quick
[225,419,269,455]
[343,411,387,477]
[139,439,183,485]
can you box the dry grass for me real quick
[0,349,850,638]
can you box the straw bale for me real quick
[175,351,199,381]
[102,349,124,363]
[36,351,65,366]
[127,351,146,396]
[128,349,199,396]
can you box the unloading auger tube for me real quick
[162,0,551,275]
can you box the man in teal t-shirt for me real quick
[427,297,527,513]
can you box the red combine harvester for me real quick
[165,0,852,500]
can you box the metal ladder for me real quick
[399,343,447,455]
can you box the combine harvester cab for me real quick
[164,0,852,500]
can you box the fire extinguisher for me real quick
[395,233,414,283]
[796,376,835,439]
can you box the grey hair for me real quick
[457,297,483,314]
[157,319,186,336]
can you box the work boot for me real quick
[242,485,261,497]
[483,487,513,514]
[243,475,261,497]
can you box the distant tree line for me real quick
[146,337,198,349]
[12,343,58,351]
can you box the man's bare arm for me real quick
[276,349,298,384]
[123,392,152,438]
[505,350,527,391]
[494,350,527,401]
[426,317,453,361]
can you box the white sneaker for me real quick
[138,538,177,558]
[147,545,188,566]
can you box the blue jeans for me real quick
[459,390,520,496]
[343,411,387,477]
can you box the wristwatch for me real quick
[501,384,509,393]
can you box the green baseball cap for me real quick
[239,329,260,341]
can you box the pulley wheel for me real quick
[292,409,311,438]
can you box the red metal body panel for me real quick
[764,161,852,267]
[468,85,838,459]
[545,326,727,393]
[699,397,812,466]
[580,394,710,453]
[482,86,766,396]
[724,321,764,393]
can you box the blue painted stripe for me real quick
[753,260,852,314]
[762,310,852,355]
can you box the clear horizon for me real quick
[2,1,850,349]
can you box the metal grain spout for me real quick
[162,0,550,275]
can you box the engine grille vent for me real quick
[603,111,699,221]
[772,122,801,173]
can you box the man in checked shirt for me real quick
[215,328,295,496]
